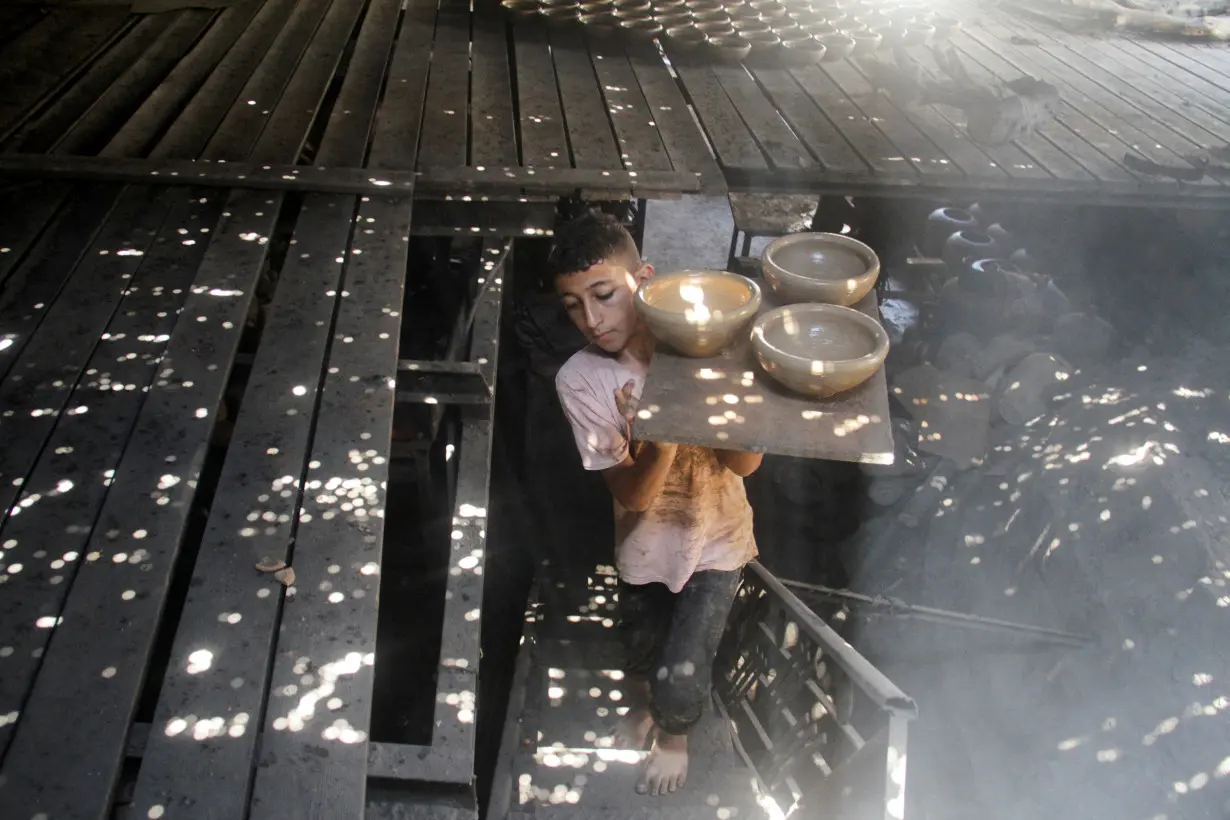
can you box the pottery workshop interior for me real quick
[1,0,1229,818]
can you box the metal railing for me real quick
[714,561,916,820]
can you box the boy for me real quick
[548,210,762,796]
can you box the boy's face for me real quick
[556,257,654,354]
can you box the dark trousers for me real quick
[619,568,742,736]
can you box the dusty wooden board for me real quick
[102,1,262,158]
[0,187,272,820]
[470,0,519,167]
[418,0,472,168]
[152,0,297,160]
[52,9,219,157]
[130,4,403,816]
[636,289,893,465]
[513,23,570,167]
[0,191,217,763]
[4,13,175,153]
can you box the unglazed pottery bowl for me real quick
[817,32,856,60]
[635,270,762,357]
[665,23,709,50]
[620,16,665,36]
[751,303,888,398]
[779,34,826,64]
[502,0,542,18]
[761,232,880,306]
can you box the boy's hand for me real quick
[614,379,639,426]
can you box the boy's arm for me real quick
[602,441,678,512]
[716,449,763,477]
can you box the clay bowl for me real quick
[657,11,694,27]
[741,29,782,62]
[614,0,653,14]
[621,16,665,36]
[502,0,543,19]
[653,0,690,12]
[692,8,731,22]
[751,303,889,398]
[729,4,764,20]
[850,27,882,53]
[751,0,789,19]
[734,17,773,33]
[635,270,763,357]
[686,0,724,12]
[778,34,826,64]
[543,6,582,25]
[666,22,709,50]
[580,11,623,35]
[697,19,737,36]
[761,232,880,306]
[817,32,855,60]
[801,19,838,35]
[708,32,753,60]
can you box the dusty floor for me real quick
[639,199,1230,820]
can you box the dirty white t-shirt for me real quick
[555,345,757,593]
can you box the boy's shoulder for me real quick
[555,345,627,395]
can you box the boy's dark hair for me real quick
[546,208,640,282]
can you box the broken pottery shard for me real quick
[273,567,296,587]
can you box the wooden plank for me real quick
[0,191,218,763]
[964,16,1212,186]
[247,195,411,820]
[710,62,816,171]
[103,1,264,158]
[844,54,1005,179]
[860,46,1046,181]
[129,2,403,813]
[635,286,893,464]
[236,0,368,166]
[0,184,161,385]
[624,41,726,195]
[947,30,1135,184]
[818,60,961,178]
[746,65,870,177]
[53,10,219,157]
[585,36,674,173]
[198,0,332,160]
[0,182,71,289]
[419,0,473,168]
[1003,15,1230,156]
[0,8,132,140]
[551,29,623,170]
[1131,38,1230,95]
[366,0,440,170]
[0,4,45,52]
[4,13,175,153]
[512,22,572,166]
[788,64,916,178]
[315,0,403,165]
[0,189,271,820]
[152,0,297,160]
[1111,39,1230,130]
[673,58,767,171]
[470,1,519,166]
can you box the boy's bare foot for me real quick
[611,705,654,751]
[636,729,688,796]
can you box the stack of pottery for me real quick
[747,231,890,398]
[500,0,963,64]
[912,203,1117,433]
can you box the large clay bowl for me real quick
[751,303,889,398]
[635,270,762,357]
[761,232,880,306]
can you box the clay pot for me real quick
[922,206,979,257]
[941,229,997,274]
[1008,247,1037,272]
[960,257,1021,296]
[779,33,826,64]
[1050,312,1117,367]
[709,32,753,60]
[984,223,1018,254]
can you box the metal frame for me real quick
[714,561,916,820]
